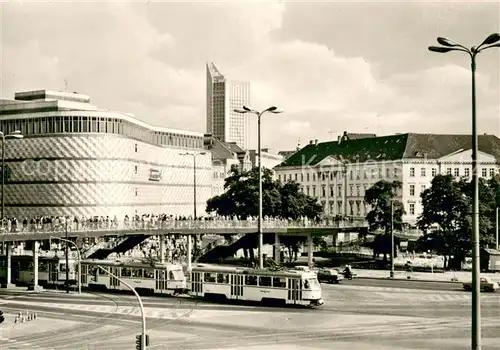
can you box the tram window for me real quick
[204,272,217,283]
[144,269,154,279]
[245,275,257,286]
[169,271,175,280]
[273,277,286,288]
[217,273,229,284]
[259,276,272,287]
[121,268,132,277]
[88,266,98,275]
[132,269,143,278]
[59,264,67,272]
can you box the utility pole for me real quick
[65,219,69,293]
[390,200,395,279]
[496,207,499,250]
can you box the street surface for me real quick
[1,280,499,349]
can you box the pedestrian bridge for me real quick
[0,219,374,242]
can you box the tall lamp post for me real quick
[429,33,500,350]
[390,199,395,279]
[234,106,283,269]
[51,236,81,294]
[1,130,24,221]
[180,151,206,269]
[180,151,207,220]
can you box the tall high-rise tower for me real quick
[206,62,250,149]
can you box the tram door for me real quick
[109,267,120,289]
[80,265,88,285]
[230,274,244,299]
[191,271,203,297]
[287,278,302,304]
[155,270,166,293]
[48,262,58,284]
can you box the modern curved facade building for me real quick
[0,90,212,218]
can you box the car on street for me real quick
[463,277,499,292]
[317,268,343,284]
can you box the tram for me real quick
[0,255,77,287]
[190,264,324,307]
[79,259,188,295]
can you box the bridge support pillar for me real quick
[187,235,192,273]
[274,234,281,265]
[5,242,16,289]
[307,233,313,268]
[32,241,43,292]
[159,235,165,264]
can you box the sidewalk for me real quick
[352,268,500,283]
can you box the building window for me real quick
[393,168,399,178]
[482,168,487,177]
[356,202,361,216]
[300,173,304,182]
[312,186,316,197]
[307,173,310,182]
[409,185,415,196]
[349,185,354,196]
[134,165,138,174]
[330,172,334,181]
[295,174,298,181]
[322,186,326,197]
[322,173,326,181]
[386,168,391,178]
[306,186,310,196]
[363,170,368,179]
[409,203,415,215]
[356,185,360,196]
[337,185,342,197]
[421,185,426,194]
[409,167,415,177]
[490,168,495,177]
[349,171,353,180]
[432,168,437,177]
[465,168,470,177]
[356,170,360,179]
[135,188,138,196]
[421,168,426,177]
[134,143,137,152]
[330,186,334,197]
[349,201,354,216]
[446,168,452,175]
[454,168,459,177]
[313,174,316,181]
[371,169,376,179]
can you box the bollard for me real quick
[33,313,37,320]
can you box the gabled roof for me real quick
[224,142,246,154]
[277,133,500,167]
[278,133,409,167]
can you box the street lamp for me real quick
[234,106,283,269]
[390,199,395,279]
[429,32,500,350]
[51,236,81,294]
[0,130,23,221]
[179,151,207,219]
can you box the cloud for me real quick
[1,1,499,153]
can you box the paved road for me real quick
[341,276,463,291]
[1,284,499,349]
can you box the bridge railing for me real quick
[0,218,369,235]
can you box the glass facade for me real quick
[0,116,203,148]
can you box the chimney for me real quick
[309,140,313,145]
[314,139,318,146]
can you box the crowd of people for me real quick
[0,213,360,234]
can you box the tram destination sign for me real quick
[149,168,162,182]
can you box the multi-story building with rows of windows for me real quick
[274,131,500,225]
[0,90,212,218]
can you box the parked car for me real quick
[463,277,499,292]
[317,268,343,284]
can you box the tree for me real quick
[364,180,405,261]
[206,167,323,220]
[417,175,496,270]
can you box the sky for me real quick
[1,0,499,152]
